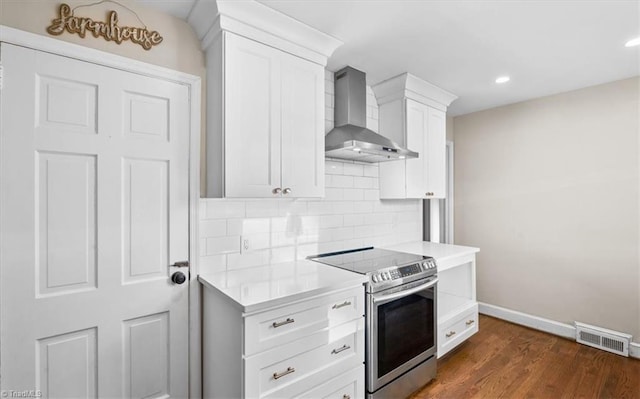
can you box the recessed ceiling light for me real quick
[625,36,640,47]
[495,76,510,84]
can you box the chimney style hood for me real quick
[325,67,418,163]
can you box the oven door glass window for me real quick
[377,290,435,377]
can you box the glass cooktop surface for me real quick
[309,247,428,275]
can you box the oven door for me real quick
[367,276,438,392]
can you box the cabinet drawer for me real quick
[295,364,364,399]
[244,318,364,398]
[438,303,478,357]
[244,286,364,355]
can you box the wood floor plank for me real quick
[411,315,640,399]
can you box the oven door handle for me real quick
[372,278,438,304]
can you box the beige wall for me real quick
[453,77,640,338]
[0,0,204,76]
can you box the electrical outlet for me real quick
[241,237,250,253]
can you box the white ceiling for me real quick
[140,0,640,116]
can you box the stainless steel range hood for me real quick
[325,67,418,163]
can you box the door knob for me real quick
[171,271,187,285]
[272,187,282,195]
[283,188,292,194]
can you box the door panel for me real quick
[37,328,98,399]
[405,99,428,198]
[224,33,281,197]
[426,108,446,198]
[1,43,190,397]
[280,54,324,197]
[37,152,97,296]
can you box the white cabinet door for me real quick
[378,100,447,199]
[426,107,446,198]
[0,44,190,397]
[224,33,282,198]
[405,99,429,198]
[280,54,325,198]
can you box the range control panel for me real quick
[370,258,436,284]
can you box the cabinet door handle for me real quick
[272,187,282,195]
[283,187,292,195]
[332,300,351,309]
[272,366,295,380]
[272,318,294,328]
[446,330,456,338]
[343,395,351,399]
[425,192,434,196]
[466,319,475,326]
[331,344,351,355]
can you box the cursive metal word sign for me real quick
[47,3,163,50]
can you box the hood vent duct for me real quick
[325,67,418,163]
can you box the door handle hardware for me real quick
[272,318,294,328]
[171,271,187,285]
[446,330,456,338]
[332,301,351,309]
[425,192,434,196]
[343,395,351,399]
[331,344,351,355]
[272,187,282,194]
[171,261,189,268]
[466,320,475,326]
[272,367,295,380]
[283,188,292,194]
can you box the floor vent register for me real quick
[575,322,631,357]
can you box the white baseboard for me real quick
[478,302,640,360]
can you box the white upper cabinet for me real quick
[199,1,341,198]
[373,74,457,200]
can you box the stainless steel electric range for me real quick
[310,247,438,399]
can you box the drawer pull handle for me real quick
[332,301,351,309]
[446,330,456,338]
[331,344,351,355]
[272,318,295,328]
[466,319,475,326]
[272,366,295,380]
[343,395,351,399]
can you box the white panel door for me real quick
[405,99,429,199]
[426,107,447,198]
[224,33,281,198]
[0,44,190,398]
[280,53,324,198]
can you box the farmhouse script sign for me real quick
[47,3,163,50]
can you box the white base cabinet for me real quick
[202,285,365,399]
[381,241,479,358]
[437,252,478,358]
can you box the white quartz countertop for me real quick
[198,259,367,314]
[382,241,479,264]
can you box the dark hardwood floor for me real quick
[412,315,640,399]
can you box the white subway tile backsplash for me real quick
[206,236,240,255]
[198,73,422,274]
[200,219,227,237]
[324,188,343,200]
[343,188,364,201]
[354,176,374,189]
[325,160,344,175]
[246,200,280,218]
[364,189,379,201]
[363,164,378,178]
[343,163,364,176]
[325,93,334,108]
[329,175,354,188]
[200,255,227,272]
[206,200,245,219]
[343,213,365,227]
